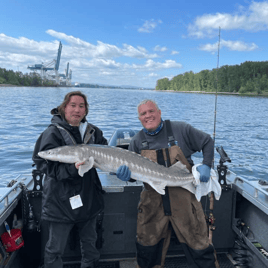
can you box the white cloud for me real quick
[138,19,163,33]
[222,40,258,51]
[133,59,182,70]
[0,31,184,88]
[0,33,59,57]
[72,58,182,72]
[0,52,38,65]
[199,39,258,52]
[154,45,168,52]
[188,1,268,38]
[46,30,158,59]
[171,50,179,55]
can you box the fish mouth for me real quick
[38,151,46,158]
[38,151,52,159]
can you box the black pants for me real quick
[44,217,99,268]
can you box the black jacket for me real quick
[32,112,108,223]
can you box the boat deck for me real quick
[62,253,235,268]
[2,167,268,267]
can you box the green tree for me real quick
[156,78,170,91]
[0,76,6,84]
[6,70,20,85]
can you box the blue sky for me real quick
[1,0,268,88]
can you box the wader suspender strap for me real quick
[165,120,177,147]
[140,120,175,216]
[157,149,172,216]
[165,148,171,167]
[161,120,173,215]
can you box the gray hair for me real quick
[137,99,160,116]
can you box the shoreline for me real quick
[155,90,268,96]
[0,84,21,87]
[0,84,71,88]
[1,84,267,96]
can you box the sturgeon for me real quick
[38,144,195,195]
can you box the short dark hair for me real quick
[57,91,89,122]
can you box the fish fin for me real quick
[149,181,166,195]
[169,161,190,174]
[78,157,94,177]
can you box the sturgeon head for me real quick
[38,145,84,163]
[38,145,96,177]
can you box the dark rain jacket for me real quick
[32,111,108,223]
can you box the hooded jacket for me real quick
[32,110,108,223]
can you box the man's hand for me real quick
[197,164,211,182]
[75,161,85,169]
[116,165,131,181]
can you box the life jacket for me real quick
[51,122,95,145]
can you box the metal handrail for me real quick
[0,176,23,207]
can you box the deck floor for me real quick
[62,253,235,268]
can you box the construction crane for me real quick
[66,64,72,86]
[59,62,72,86]
[27,42,62,85]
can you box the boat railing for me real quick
[230,174,268,216]
[0,175,33,225]
[0,177,24,208]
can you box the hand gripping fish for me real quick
[38,144,221,200]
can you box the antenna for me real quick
[212,27,221,169]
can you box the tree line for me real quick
[79,83,123,89]
[0,67,55,87]
[156,61,268,94]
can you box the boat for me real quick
[0,128,267,268]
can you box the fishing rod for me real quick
[207,27,221,237]
[206,28,221,268]
[212,26,221,168]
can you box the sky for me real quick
[0,0,268,88]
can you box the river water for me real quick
[0,87,267,186]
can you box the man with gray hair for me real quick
[116,99,216,268]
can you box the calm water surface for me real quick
[0,87,267,186]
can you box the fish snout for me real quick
[38,150,52,159]
[38,151,46,159]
